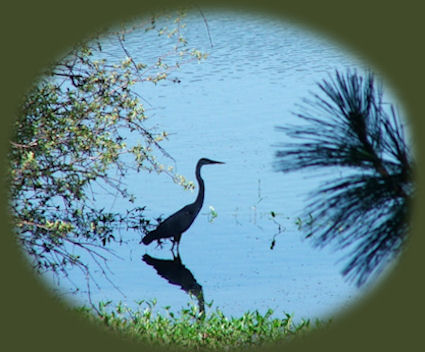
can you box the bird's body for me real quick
[142,158,224,253]
[142,203,200,246]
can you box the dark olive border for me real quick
[1,1,423,351]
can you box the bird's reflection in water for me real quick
[142,253,205,314]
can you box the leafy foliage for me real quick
[75,300,320,350]
[8,12,207,284]
[274,70,413,286]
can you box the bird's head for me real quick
[198,158,225,167]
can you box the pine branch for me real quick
[274,70,413,286]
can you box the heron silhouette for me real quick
[141,158,224,253]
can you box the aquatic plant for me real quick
[75,300,322,350]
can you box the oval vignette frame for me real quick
[0,1,423,352]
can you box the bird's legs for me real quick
[171,233,182,256]
[171,245,180,259]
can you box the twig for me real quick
[197,7,213,48]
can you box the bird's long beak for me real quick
[210,160,225,164]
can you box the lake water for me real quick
[43,10,391,322]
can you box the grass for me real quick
[74,300,329,351]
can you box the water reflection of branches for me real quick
[142,253,205,315]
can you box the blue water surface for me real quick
[43,10,395,322]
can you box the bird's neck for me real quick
[194,165,205,210]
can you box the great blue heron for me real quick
[141,158,224,253]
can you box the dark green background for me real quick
[1,1,423,351]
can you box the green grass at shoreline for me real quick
[74,300,330,351]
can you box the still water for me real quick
[47,10,388,321]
